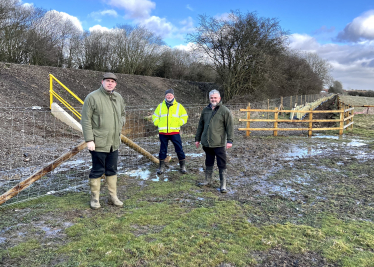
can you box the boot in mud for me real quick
[198,166,213,187]
[179,160,187,174]
[89,178,101,209]
[157,160,165,175]
[106,175,123,207]
[219,169,227,193]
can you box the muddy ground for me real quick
[1,124,374,266]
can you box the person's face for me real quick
[101,79,117,92]
[210,93,221,106]
[165,93,174,101]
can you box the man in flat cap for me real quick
[81,72,125,209]
[152,89,188,175]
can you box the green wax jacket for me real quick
[81,86,125,152]
[195,102,234,148]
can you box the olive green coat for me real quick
[195,102,234,148]
[81,86,125,152]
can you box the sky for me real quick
[23,0,374,90]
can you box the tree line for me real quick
[0,0,334,101]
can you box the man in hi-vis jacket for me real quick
[81,72,125,209]
[152,89,188,175]
[195,89,234,193]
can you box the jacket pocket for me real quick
[93,130,109,148]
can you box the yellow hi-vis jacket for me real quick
[152,100,188,133]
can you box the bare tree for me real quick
[302,52,333,88]
[188,10,288,100]
[0,0,45,63]
[328,80,344,94]
[112,25,164,75]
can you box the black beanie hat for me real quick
[165,89,174,95]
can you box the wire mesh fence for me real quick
[0,94,327,206]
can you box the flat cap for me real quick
[103,72,117,81]
[165,88,174,95]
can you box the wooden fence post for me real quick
[350,105,354,130]
[308,107,313,137]
[280,96,283,109]
[274,107,278,136]
[339,105,344,135]
[246,103,251,137]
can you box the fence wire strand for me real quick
[1,94,328,206]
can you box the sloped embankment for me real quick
[0,62,218,108]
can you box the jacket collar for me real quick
[163,99,178,105]
[208,101,222,109]
[100,85,117,97]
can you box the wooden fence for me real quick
[239,103,354,137]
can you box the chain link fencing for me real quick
[0,94,326,206]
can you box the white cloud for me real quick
[21,2,34,8]
[289,33,374,90]
[140,16,173,37]
[89,24,112,32]
[337,10,374,42]
[173,42,196,51]
[89,9,118,22]
[179,17,194,34]
[43,10,83,32]
[186,4,193,11]
[106,0,155,19]
[214,13,232,22]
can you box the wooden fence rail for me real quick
[239,103,354,137]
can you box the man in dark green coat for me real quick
[195,89,234,193]
[81,72,125,209]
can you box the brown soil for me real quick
[0,62,217,108]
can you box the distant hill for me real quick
[0,62,219,108]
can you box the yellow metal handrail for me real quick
[49,74,84,120]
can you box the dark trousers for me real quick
[89,150,118,178]
[159,134,185,161]
[203,146,227,169]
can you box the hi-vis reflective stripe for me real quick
[180,114,188,117]
[158,127,167,130]
[180,118,185,124]
[170,127,180,130]
[158,104,162,116]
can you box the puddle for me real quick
[185,153,204,158]
[40,226,62,237]
[121,169,151,180]
[312,134,341,140]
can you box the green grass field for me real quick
[1,114,374,267]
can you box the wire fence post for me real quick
[274,107,278,136]
[246,103,251,137]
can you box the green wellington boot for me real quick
[219,169,227,193]
[106,175,123,207]
[89,178,101,209]
[199,166,213,187]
